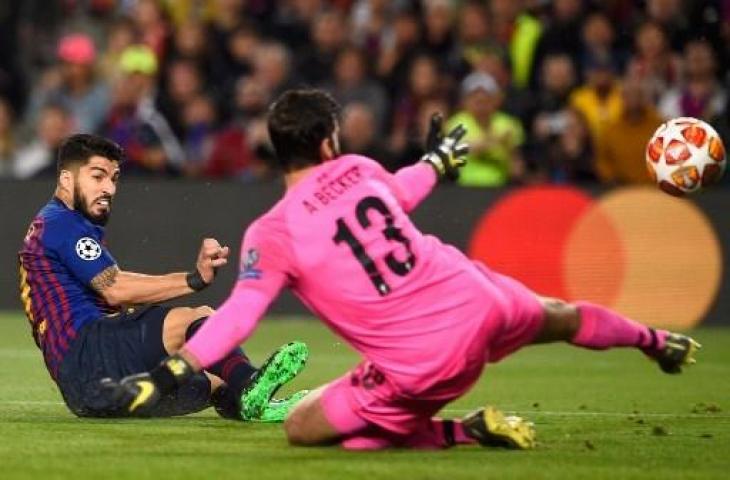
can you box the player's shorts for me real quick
[57,305,211,418]
[320,262,545,448]
[471,262,545,363]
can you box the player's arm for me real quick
[92,238,229,306]
[102,225,291,413]
[388,114,470,212]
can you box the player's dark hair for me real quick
[267,89,341,171]
[57,133,125,174]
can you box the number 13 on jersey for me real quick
[333,196,416,296]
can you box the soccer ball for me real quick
[646,117,726,196]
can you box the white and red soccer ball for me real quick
[646,117,726,196]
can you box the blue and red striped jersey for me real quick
[18,197,119,380]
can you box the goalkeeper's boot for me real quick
[644,331,701,374]
[256,390,310,423]
[462,405,536,450]
[239,341,309,421]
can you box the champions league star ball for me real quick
[646,117,726,196]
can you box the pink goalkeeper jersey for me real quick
[186,155,506,392]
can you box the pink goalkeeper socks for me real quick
[572,301,667,352]
[402,419,477,449]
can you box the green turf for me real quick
[1,312,728,480]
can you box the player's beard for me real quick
[73,182,112,226]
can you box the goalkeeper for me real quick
[112,89,698,449]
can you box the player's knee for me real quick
[538,297,581,342]
[284,411,309,445]
[193,305,215,318]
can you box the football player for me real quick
[18,133,308,420]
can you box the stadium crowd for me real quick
[0,0,728,186]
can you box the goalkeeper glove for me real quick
[421,114,469,181]
[101,354,195,415]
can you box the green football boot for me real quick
[239,341,309,421]
[256,390,310,423]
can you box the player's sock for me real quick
[401,419,477,449]
[185,317,257,395]
[341,419,476,450]
[432,419,477,447]
[572,301,667,352]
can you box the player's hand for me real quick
[425,112,444,152]
[421,120,469,181]
[196,238,230,285]
[101,373,161,415]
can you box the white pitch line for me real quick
[442,408,730,419]
[1,402,726,419]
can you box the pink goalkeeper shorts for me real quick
[320,262,545,447]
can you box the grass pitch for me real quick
[0,312,728,480]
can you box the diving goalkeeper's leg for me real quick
[535,298,700,374]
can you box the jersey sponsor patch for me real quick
[239,248,262,280]
[75,237,102,261]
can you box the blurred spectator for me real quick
[341,102,388,161]
[158,59,206,137]
[180,94,218,177]
[169,20,212,68]
[528,54,579,172]
[421,0,457,69]
[296,10,347,86]
[389,54,443,157]
[14,104,71,179]
[569,52,623,148]
[162,0,218,28]
[203,76,266,180]
[580,11,623,75]
[25,33,110,134]
[270,0,325,49]
[103,45,184,175]
[453,1,493,77]
[0,98,16,178]
[489,0,543,89]
[214,23,262,114]
[626,21,681,99]
[659,39,727,121]
[446,72,526,187]
[531,0,584,88]
[0,3,26,113]
[643,0,690,50]
[531,54,578,128]
[132,0,171,60]
[376,10,422,96]
[98,17,137,82]
[252,42,293,98]
[208,0,247,65]
[542,109,596,183]
[350,0,394,55]
[326,46,388,132]
[473,46,532,125]
[596,76,663,184]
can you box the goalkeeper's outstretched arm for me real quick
[387,114,469,212]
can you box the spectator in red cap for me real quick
[25,33,110,134]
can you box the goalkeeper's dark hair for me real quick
[57,133,125,174]
[267,89,341,172]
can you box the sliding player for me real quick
[18,133,308,421]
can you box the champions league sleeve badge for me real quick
[75,237,103,261]
[239,248,263,280]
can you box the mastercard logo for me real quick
[468,186,723,330]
